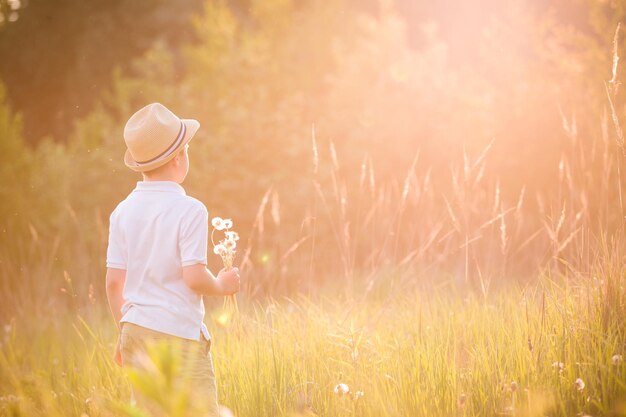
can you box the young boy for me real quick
[105,102,240,416]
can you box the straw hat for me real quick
[123,102,200,172]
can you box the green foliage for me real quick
[0,0,205,142]
[0,81,29,225]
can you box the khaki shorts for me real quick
[120,322,219,417]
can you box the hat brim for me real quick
[124,119,200,172]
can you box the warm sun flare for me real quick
[1,1,625,416]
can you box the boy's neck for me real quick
[142,173,180,183]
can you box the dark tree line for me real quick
[0,0,203,143]
[0,0,621,145]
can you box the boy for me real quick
[105,102,240,416]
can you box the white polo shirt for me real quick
[106,180,211,341]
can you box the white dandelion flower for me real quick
[552,361,565,372]
[222,218,233,229]
[225,231,239,241]
[612,354,623,366]
[224,239,237,250]
[355,390,364,400]
[213,244,227,256]
[212,217,224,230]
[574,378,585,392]
[333,383,349,395]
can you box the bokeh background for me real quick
[1,0,625,315]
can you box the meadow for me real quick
[1,105,625,416]
[1,274,625,417]
[2,2,626,416]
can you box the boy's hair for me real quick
[142,160,171,177]
[142,147,184,177]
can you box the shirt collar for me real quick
[133,180,186,195]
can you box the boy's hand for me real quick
[217,267,240,295]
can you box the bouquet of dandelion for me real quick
[211,216,239,314]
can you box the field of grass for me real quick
[3,23,626,417]
[1,271,624,417]
[2,97,626,417]
[2,113,626,417]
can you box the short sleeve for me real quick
[179,203,209,267]
[106,208,127,269]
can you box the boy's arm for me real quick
[105,267,126,331]
[182,265,240,297]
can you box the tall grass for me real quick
[0,273,625,416]
[2,42,625,310]
[230,20,624,298]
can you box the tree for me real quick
[0,0,203,144]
